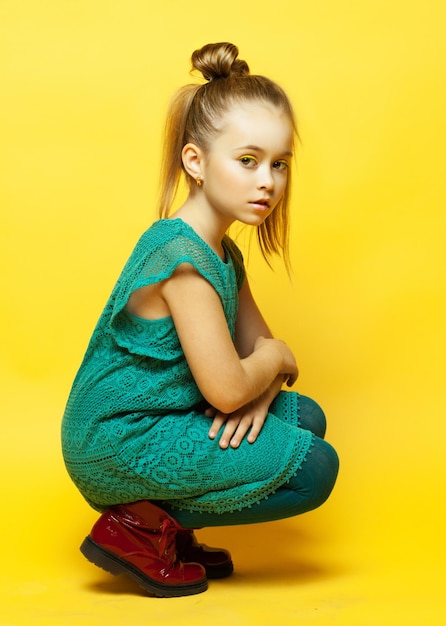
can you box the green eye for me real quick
[239,155,257,167]
[273,160,289,171]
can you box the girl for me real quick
[62,42,339,598]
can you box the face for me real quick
[198,102,294,229]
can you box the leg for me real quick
[164,436,339,528]
[268,391,327,438]
[298,395,327,439]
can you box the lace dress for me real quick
[61,219,313,513]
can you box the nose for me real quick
[257,166,274,190]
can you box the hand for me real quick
[206,375,283,449]
[206,401,268,449]
[254,336,298,387]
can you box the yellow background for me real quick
[1,1,445,624]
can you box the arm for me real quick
[206,276,299,448]
[160,264,298,415]
[206,373,285,448]
[234,277,274,357]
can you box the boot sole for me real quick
[80,536,208,598]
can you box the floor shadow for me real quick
[83,520,347,596]
[85,575,153,597]
[200,520,348,582]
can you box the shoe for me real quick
[80,501,207,597]
[176,529,234,579]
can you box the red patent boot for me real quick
[175,529,233,579]
[80,501,207,597]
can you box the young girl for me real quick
[62,42,339,598]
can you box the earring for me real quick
[196,176,203,187]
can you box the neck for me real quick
[172,196,233,260]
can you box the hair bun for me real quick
[191,42,250,81]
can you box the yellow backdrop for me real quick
[1,1,445,624]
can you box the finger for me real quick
[219,415,246,449]
[286,371,299,387]
[226,416,254,449]
[208,413,228,440]
[246,414,266,444]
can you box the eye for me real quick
[273,160,289,172]
[239,155,258,168]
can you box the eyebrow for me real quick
[235,144,293,157]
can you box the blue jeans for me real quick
[161,395,339,528]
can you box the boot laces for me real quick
[158,518,178,560]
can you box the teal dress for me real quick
[61,219,313,514]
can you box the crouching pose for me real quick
[62,42,339,597]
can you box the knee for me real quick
[292,437,339,512]
[298,395,327,438]
[308,438,339,508]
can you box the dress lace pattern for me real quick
[62,219,314,513]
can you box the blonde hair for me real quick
[158,42,297,268]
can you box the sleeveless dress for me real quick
[61,219,314,514]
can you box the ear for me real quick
[181,143,204,181]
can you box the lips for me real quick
[250,198,271,209]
